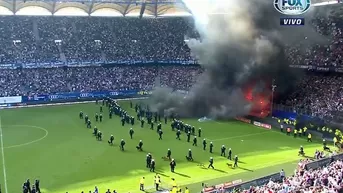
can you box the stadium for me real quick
[0,0,343,193]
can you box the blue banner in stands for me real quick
[22,90,147,102]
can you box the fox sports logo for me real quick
[274,0,311,15]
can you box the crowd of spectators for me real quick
[287,5,343,67]
[0,16,197,65]
[0,66,203,96]
[237,156,343,193]
[280,74,343,119]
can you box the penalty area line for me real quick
[0,117,8,193]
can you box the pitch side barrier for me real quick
[201,172,281,193]
[0,97,148,109]
[235,117,272,130]
[305,153,343,170]
[0,90,151,109]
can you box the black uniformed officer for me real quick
[146,153,152,168]
[99,113,103,122]
[150,159,156,172]
[198,128,202,137]
[97,131,102,141]
[120,139,126,151]
[158,129,163,140]
[209,142,214,153]
[234,155,238,168]
[141,118,145,128]
[203,139,207,150]
[129,128,134,139]
[221,145,226,156]
[137,140,143,151]
[108,135,114,145]
[228,148,232,160]
[186,149,193,161]
[170,159,176,172]
[167,149,171,160]
[176,130,181,140]
[192,136,197,146]
[208,157,214,169]
[93,126,98,136]
[95,113,99,122]
[187,132,191,142]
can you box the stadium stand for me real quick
[0,66,202,96]
[0,16,197,66]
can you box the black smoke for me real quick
[149,0,327,119]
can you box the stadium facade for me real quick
[0,0,340,17]
[0,0,192,16]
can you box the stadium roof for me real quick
[0,0,339,16]
[0,0,192,16]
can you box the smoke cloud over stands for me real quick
[149,0,324,119]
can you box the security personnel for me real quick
[108,135,114,145]
[158,129,163,140]
[99,113,103,122]
[155,175,160,191]
[120,139,126,151]
[187,132,191,142]
[167,149,172,160]
[136,140,143,151]
[192,136,197,146]
[150,159,156,172]
[233,155,238,168]
[172,178,177,188]
[294,129,297,138]
[176,130,181,140]
[129,128,134,139]
[93,126,98,136]
[208,157,214,169]
[209,142,214,153]
[146,153,152,168]
[185,187,190,193]
[298,128,302,137]
[228,148,232,160]
[220,145,226,156]
[186,149,193,161]
[203,139,207,150]
[170,159,176,172]
[307,133,312,142]
[303,127,307,136]
[139,177,145,191]
[198,128,202,137]
[334,137,338,147]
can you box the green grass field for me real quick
[0,100,324,193]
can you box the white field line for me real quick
[0,117,8,193]
[208,131,270,142]
[3,125,49,149]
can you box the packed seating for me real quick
[279,73,343,119]
[287,5,343,67]
[0,16,196,65]
[237,157,343,193]
[0,66,203,96]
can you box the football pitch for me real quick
[0,100,323,193]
